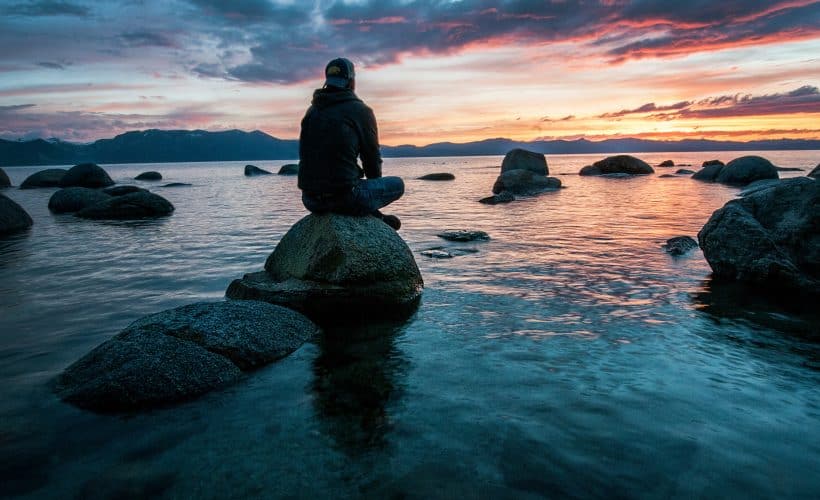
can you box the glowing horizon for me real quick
[1,1,819,146]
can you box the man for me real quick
[298,57,404,230]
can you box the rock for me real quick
[808,164,819,179]
[54,301,319,412]
[277,164,299,175]
[739,179,781,197]
[161,182,191,187]
[663,236,698,256]
[226,214,424,324]
[59,163,115,188]
[48,187,111,214]
[135,171,162,181]
[676,169,695,175]
[579,155,654,176]
[479,192,515,205]
[245,165,271,176]
[421,248,453,259]
[437,230,490,242]
[659,174,677,178]
[0,168,10,188]
[75,191,174,219]
[775,166,804,172]
[492,169,561,194]
[0,194,33,235]
[692,163,725,182]
[702,160,724,168]
[658,160,675,167]
[418,173,455,181]
[698,177,819,294]
[501,148,548,175]
[20,168,67,189]
[715,156,778,186]
[102,185,147,196]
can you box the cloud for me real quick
[37,61,66,70]
[0,104,37,114]
[654,85,820,119]
[118,31,179,49]
[599,101,692,118]
[541,115,576,122]
[3,0,90,17]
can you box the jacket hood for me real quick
[311,88,361,109]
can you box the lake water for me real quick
[1,152,819,499]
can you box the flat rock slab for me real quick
[54,301,319,412]
[437,230,490,242]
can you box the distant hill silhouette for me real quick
[1,129,818,166]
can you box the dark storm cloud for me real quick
[676,85,820,119]
[118,31,179,49]
[3,0,90,17]
[186,0,311,24]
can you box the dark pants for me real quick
[302,177,404,216]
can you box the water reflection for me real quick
[311,321,409,455]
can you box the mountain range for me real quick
[1,129,819,167]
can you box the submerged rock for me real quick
[421,248,453,259]
[161,182,192,187]
[418,173,455,181]
[663,236,698,256]
[698,177,819,294]
[579,155,654,176]
[716,156,778,186]
[75,191,174,219]
[702,160,725,168]
[0,168,10,188]
[53,301,319,412]
[676,169,695,175]
[658,160,675,167]
[102,185,147,196]
[278,164,299,175]
[48,187,111,214]
[501,148,548,176]
[437,230,490,242]
[479,192,515,205]
[59,163,114,188]
[226,214,423,324]
[0,194,33,235]
[20,168,67,189]
[244,164,271,176]
[659,174,677,178]
[135,171,162,181]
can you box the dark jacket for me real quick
[298,87,382,193]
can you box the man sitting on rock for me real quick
[298,57,404,230]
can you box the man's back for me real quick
[298,87,382,194]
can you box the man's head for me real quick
[324,57,355,90]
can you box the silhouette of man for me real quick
[298,57,403,230]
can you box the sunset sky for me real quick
[1,0,819,146]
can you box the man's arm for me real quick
[359,106,383,179]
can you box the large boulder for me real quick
[20,168,67,189]
[59,163,114,188]
[698,177,819,294]
[135,171,162,181]
[75,191,174,219]
[702,160,724,168]
[808,164,819,179]
[226,214,424,324]
[54,301,319,412]
[492,169,561,194]
[0,194,33,235]
[278,164,299,175]
[501,148,548,176]
[245,164,271,176]
[48,187,111,214]
[715,156,778,186]
[102,185,147,196]
[0,168,10,188]
[579,155,654,176]
[692,163,724,182]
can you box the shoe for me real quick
[381,214,401,230]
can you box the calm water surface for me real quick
[1,152,819,498]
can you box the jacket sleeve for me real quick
[359,105,383,179]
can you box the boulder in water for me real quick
[692,163,724,182]
[0,194,33,235]
[702,160,724,168]
[20,168,67,189]
[277,164,299,175]
[245,165,272,176]
[808,164,819,179]
[75,191,174,219]
[418,173,455,181]
[226,214,424,324]
[53,300,319,412]
[161,182,192,188]
[698,177,819,295]
[715,156,778,186]
[501,148,548,175]
[579,155,654,176]
[492,169,561,194]
[59,163,114,188]
[102,185,147,196]
[135,171,162,181]
[663,236,698,256]
[479,192,515,205]
[48,187,111,214]
[437,230,490,242]
[0,168,10,188]
[676,169,695,175]
[658,160,675,167]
